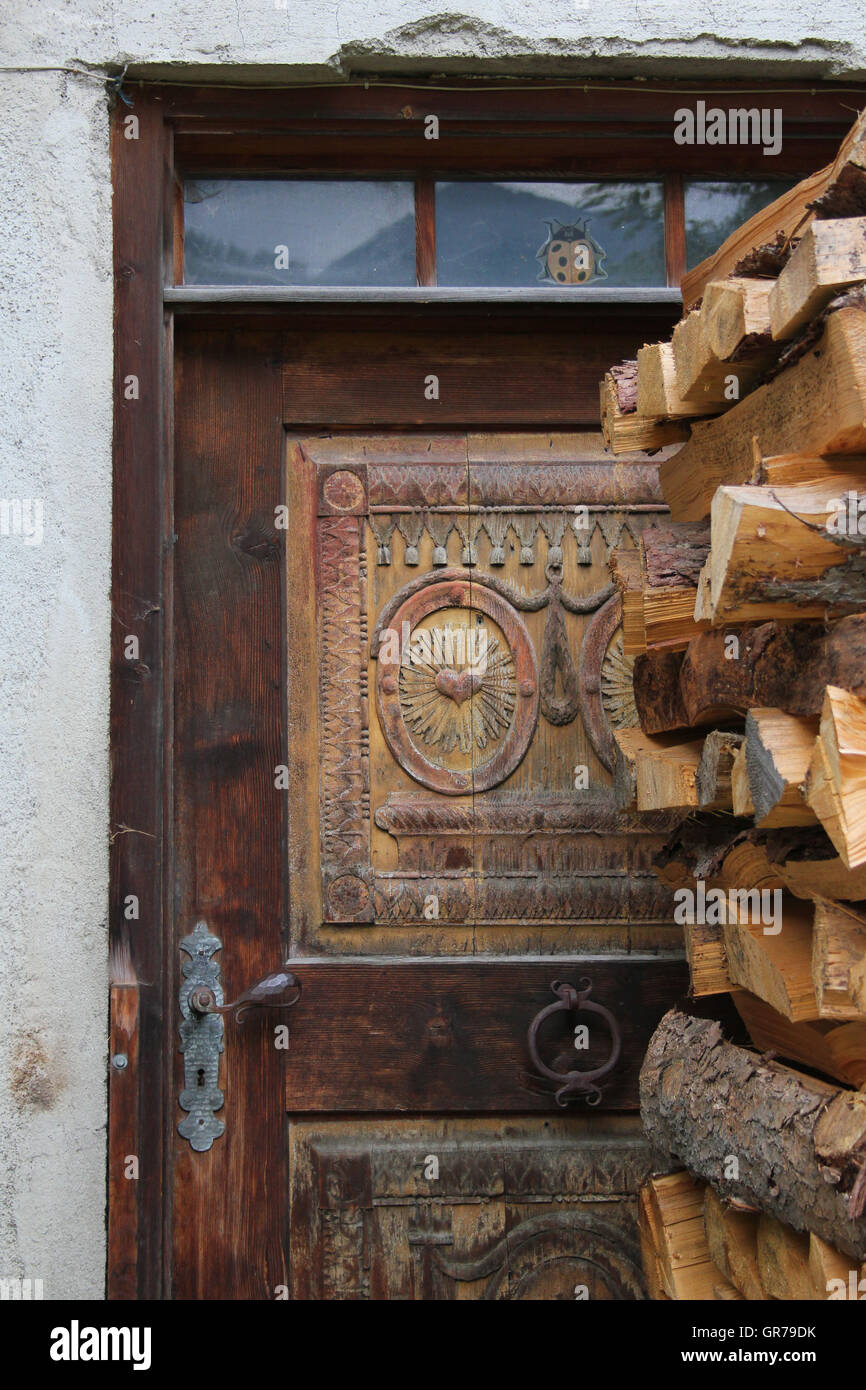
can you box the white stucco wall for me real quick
[0,0,863,1301]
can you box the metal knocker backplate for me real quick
[527,978,622,1107]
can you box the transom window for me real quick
[182,176,795,290]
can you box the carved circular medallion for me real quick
[322,469,365,512]
[376,578,538,795]
[326,873,370,919]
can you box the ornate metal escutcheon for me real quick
[178,922,301,1152]
[527,978,622,1107]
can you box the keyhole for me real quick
[196,1068,205,1087]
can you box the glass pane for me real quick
[684,179,797,270]
[183,180,416,285]
[435,181,666,287]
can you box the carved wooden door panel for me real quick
[280,432,687,1299]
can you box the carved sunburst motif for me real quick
[600,633,638,729]
[399,623,517,755]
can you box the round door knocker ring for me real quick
[527,978,622,1108]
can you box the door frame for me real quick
[109,78,864,1299]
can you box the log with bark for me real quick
[632,616,866,735]
[639,1009,866,1259]
[705,477,866,623]
[600,369,689,456]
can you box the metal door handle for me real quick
[189,970,301,1024]
[178,921,301,1152]
[527,978,622,1107]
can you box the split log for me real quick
[685,920,734,997]
[681,109,866,307]
[733,988,866,1088]
[610,547,646,656]
[770,217,866,340]
[651,813,751,887]
[716,837,784,894]
[757,1215,814,1300]
[633,617,866,736]
[631,649,689,733]
[706,477,866,623]
[671,280,778,411]
[637,341,706,420]
[731,742,755,817]
[808,1233,853,1300]
[639,1010,866,1259]
[612,525,710,656]
[701,277,775,362]
[722,899,819,1022]
[672,309,735,407]
[744,709,818,827]
[751,451,864,488]
[639,523,710,651]
[610,360,638,413]
[639,1173,730,1300]
[812,898,866,1020]
[630,734,712,812]
[703,1185,765,1300]
[825,1023,866,1087]
[697,731,744,809]
[637,1184,670,1301]
[657,302,866,520]
[600,372,689,456]
[742,824,866,901]
[803,686,866,869]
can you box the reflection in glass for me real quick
[183,180,416,285]
[684,180,797,270]
[436,181,666,287]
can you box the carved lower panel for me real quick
[290,1117,650,1300]
[317,515,372,921]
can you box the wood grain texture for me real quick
[284,960,688,1112]
[109,92,170,1302]
[172,328,287,1299]
[283,314,678,426]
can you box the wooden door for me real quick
[171,319,687,1300]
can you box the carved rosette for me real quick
[375,577,539,795]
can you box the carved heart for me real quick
[435,668,483,706]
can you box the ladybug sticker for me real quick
[536,220,608,286]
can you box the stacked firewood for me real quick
[639,1169,865,1301]
[603,109,866,1298]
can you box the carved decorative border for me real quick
[317,514,372,922]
